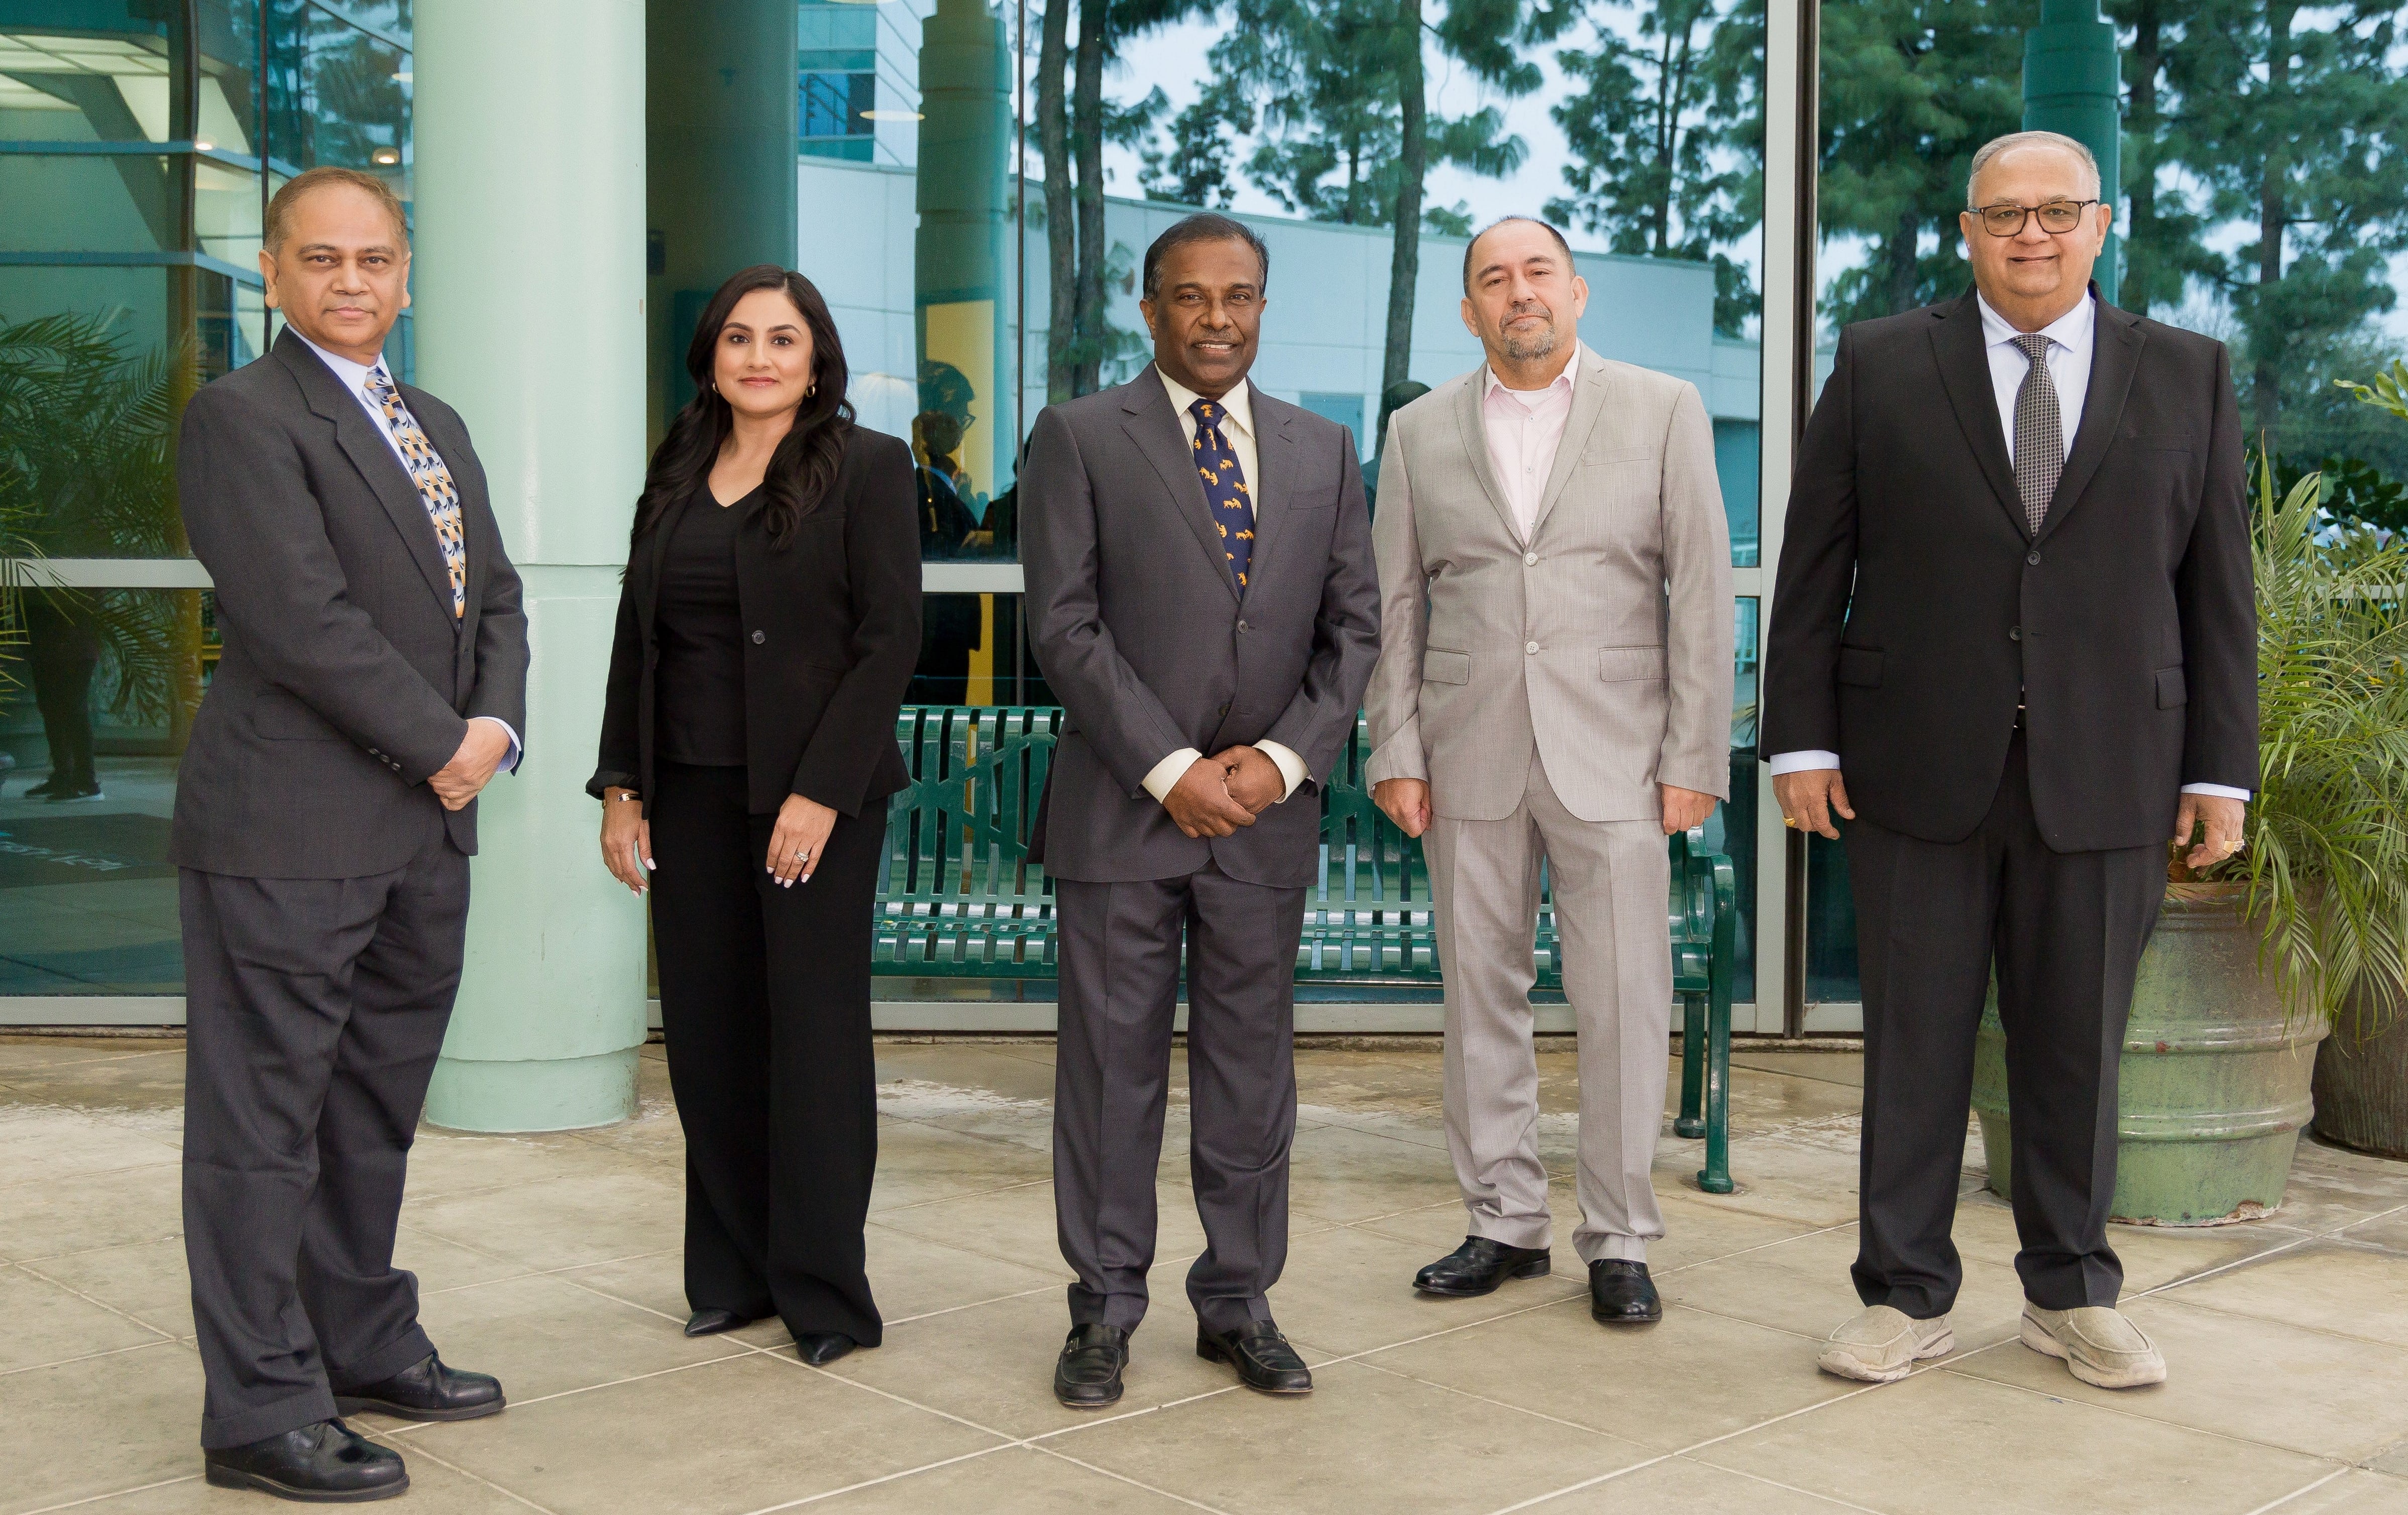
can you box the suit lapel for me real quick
[276,332,459,627]
[1527,344,1610,540]
[1928,290,2028,540]
[1120,369,1241,604]
[2038,299,2143,544]
[1238,391,1296,604]
[1452,369,1525,544]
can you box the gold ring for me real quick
[1783,815,1799,829]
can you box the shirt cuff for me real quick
[1253,741,1307,802]
[472,716,523,774]
[2180,782,2252,801]
[1141,747,1205,804]
[1768,750,1841,775]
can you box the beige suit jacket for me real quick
[1363,343,1734,823]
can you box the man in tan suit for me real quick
[1366,216,1732,1324]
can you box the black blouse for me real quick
[653,486,750,767]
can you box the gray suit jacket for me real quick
[1022,368,1381,888]
[1364,344,1733,823]
[170,330,530,879]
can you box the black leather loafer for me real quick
[1414,1236,1552,1297]
[203,1419,408,1502]
[1053,1323,1129,1408]
[1589,1259,1662,1324]
[333,1350,505,1422]
[795,1332,856,1365]
[1197,1320,1312,1394]
[684,1308,756,1338]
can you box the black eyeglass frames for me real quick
[1972,199,2102,237]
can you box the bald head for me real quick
[1967,131,2101,208]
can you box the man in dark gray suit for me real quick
[173,167,527,1502]
[1023,213,1380,1408]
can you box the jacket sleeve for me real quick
[1361,423,1429,786]
[2175,341,2259,791]
[1261,431,1383,788]
[790,433,923,814]
[1658,382,1736,798]
[587,575,642,799]
[1760,325,1860,762]
[1021,405,1194,794]
[177,380,466,782]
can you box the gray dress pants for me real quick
[1052,862,1306,1335]
[179,836,467,1448]
[1424,753,1673,1263]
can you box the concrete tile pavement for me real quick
[1,1032,2403,1515]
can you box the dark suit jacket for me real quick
[589,426,921,817]
[171,329,529,879]
[1021,369,1381,888]
[1761,289,2256,852]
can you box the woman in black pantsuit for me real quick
[589,265,920,1365]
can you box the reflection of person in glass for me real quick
[912,408,980,555]
[172,167,527,1501]
[1364,216,1733,1329]
[20,589,105,800]
[1021,214,1380,1409]
[1764,132,2254,1392]
[590,266,921,1370]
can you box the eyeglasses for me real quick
[1973,199,2100,237]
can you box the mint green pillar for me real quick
[916,0,1014,501]
[411,0,651,1131]
[2023,0,2122,304]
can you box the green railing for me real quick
[873,706,1734,1191]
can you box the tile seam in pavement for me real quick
[1699,1458,1892,1514]
[0,1155,183,1194]
[1936,1357,2367,1467]
[2145,1288,2408,1354]
[727,1330,1028,1447]
[389,1352,746,1427]
[15,1474,200,1515]
[17,1259,183,1343]
[10,1232,185,1269]
[1351,1353,1660,1444]
[2240,1467,2357,1515]
[415,1244,685,1298]
[0,1335,184,1381]
[733,1443,1019,1515]
[1030,1444,1245,1515]
[360,1426,563,1515]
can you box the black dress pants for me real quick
[25,590,101,789]
[647,762,886,1346]
[1844,730,2164,1318]
[180,833,466,1448]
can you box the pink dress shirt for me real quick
[1482,361,1579,540]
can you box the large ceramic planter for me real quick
[1972,883,2329,1226]
[2312,992,2408,1159]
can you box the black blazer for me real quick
[1761,288,2256,852]
[171,329,529,878]
[589,426,922,817]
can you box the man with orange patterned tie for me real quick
[1022,213,1380,1408]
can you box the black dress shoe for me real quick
[795,1331,856,1365]
[203,1419,408,1502]
[1053,1323,1129,1409]
[333,1350,505,1422]
[1414,1235,1552,1297]
[684,1308,754,1338]
[1588,1259,1662,1324]
[1197,1320,1312,1394]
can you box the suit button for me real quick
[1237,620,1250,633]
[1525,641,1540,655]
[1524,552,1538,566]
[2026,551,2041,566]
[2009,626,2022,641]
[1218,703,1230,716]
[750,630,765,645]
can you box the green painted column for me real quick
[2022,0,2123,304]
[411,0,652,1131]
[647,0,799,440]
[916,0,1014,502]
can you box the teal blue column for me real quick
[2023,0,2123,304]
[410,0,651,1131]
[916,0,1014,502]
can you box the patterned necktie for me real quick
[363,369,467,618]
[1189,397,1254,593]
[2011,333,2063,538]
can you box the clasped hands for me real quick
[1776,768,2246,869]
[1163,746,1285,839]
[428,719,513,812]
[1371,777,1717,838]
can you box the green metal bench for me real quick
[874,705,1735,1191]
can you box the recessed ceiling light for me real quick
[372,148,401,166]
[861,110,923,121]
[193,138,214,151]
[392,71,412,83]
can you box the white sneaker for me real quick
[2019,1303,2167,1388]
[1816,1306,1955,1382]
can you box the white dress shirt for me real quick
[1481,357,1579,539]
[290,330,521,773]
[1768,295,2248,801]
[1138,366,1307,807]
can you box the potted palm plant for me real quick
[1973,452,2408,1220]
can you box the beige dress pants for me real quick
[1424,752,1672,1263]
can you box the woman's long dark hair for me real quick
[630,265,853,550]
